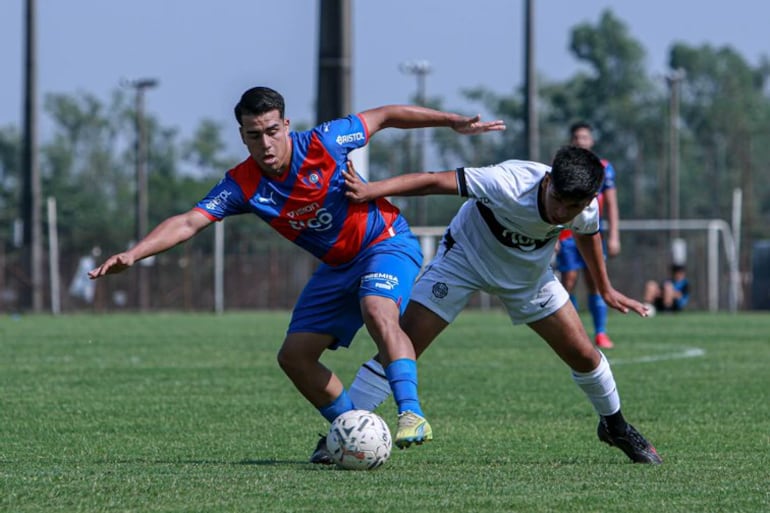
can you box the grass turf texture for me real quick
[1,311,768,512]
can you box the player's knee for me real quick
[361,300,399,337]
[276,338,307,374]
[276,345,294,373]
[568,344,602,373]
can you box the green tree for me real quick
[0,125,21,247]
[41,90,134,254]
[540,9,663,218]
[669,44,770,262]
[181,119,237,179]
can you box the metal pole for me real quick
[21,0,43,312]
[399,60,432,225]
[214,220,224,314]
[47,197,60,315]
[315,0,351,124]
[524,0,539,161]
[666,69,685,238]
[126,78,158,311]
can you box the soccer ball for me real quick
[327,409,392,470]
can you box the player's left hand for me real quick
[451,114,507,135]
[342,161,373,203]
[601,288,649,317]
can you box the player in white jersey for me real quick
[319,145,661,464]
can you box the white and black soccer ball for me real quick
[327,409,392,470]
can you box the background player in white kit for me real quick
[327,145,662,464]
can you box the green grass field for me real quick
[1,310,768,512]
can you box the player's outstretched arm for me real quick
[600,288,650,317]
[358,105,505,136]
[573,232,648,317]
[88,209,212,279]
[343,161,458,203]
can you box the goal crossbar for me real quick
[412,218,739,313]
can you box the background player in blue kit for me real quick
[88,86,505,462]
[556,122,621,349]
[643,264,690,314]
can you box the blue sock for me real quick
[588,293,608,335]
[569,294,578,309]
[385,358,424,416]
[318,389,355,423]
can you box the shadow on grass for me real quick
[1,458,338,468]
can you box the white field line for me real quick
[608,347,706,365]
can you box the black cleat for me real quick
[309,433,334,465]
[597,419,663,464]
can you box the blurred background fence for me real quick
[0,218,750,314]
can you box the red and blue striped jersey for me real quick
[194,114,406,266]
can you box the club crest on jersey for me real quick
[300,169,323,189]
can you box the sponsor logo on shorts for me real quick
[362,272,400,291]
[432,282,449,299]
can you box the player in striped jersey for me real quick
[88,86,505,460]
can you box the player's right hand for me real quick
[88,253,136,279]
[451,114,507,135]
[342,160,373,203]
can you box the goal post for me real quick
[617,219,739,312]
[412,218,740,313]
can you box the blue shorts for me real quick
[556,235,606,273]
[556,237,585,273]
[288,232,423,349]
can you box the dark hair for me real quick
[234,86,285,125]
[671,264,686,273]
[569,121,593,137]
[549,146,605,200]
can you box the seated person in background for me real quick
[644,264,689,313]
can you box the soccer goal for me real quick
[614,219,739,312]
[412,218,740,313]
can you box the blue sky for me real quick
[2,0,768,149]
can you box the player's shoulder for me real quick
[226,157,256,182]
[466,159,548,176]
[496,159,549,185]
[312,115,364,138]
[223,157,262,198]
[601,158,616,174]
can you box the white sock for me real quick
[348,358,391,411]
[571,352,621,416]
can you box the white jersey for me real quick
[450,159,600,288]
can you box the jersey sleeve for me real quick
[602,160,617,190]
[457,160,542,206]
[569,199,601,235]
[194,173,250,220]
[456,161,519,203]
[315,115,369,161]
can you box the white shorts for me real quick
[410,237,569,325]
